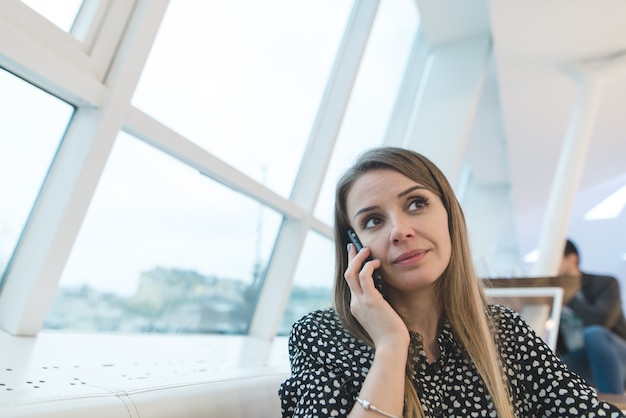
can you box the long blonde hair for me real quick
[332,147,515,418]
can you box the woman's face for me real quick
[346,169,452,294]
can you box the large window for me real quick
[44,132,282,334]
[1,0,422,338]
[0,68,74,286]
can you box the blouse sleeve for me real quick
[278,311,364,418]
[494,305,625,416]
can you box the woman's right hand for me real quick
[344,243,410,350]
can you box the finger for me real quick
[346,246,381,296]
[352,244,371,265]
[358,257,381,293]
[345,243,371,293]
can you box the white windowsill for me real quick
[0,329,290,406]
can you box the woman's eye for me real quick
[363,217,381,229]
[409,196,429,211]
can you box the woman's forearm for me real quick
[347,341,409,418]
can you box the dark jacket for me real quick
[558,272,626,353]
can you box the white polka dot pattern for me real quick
[278,305,625,417]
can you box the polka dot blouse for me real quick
[278,305,625,417]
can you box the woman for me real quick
[279,147,624,417]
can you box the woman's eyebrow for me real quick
[398,185,426,198]
[354,205,378,220]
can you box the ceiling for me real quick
[418,0,626,282]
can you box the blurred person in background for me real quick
[558,238,626,394]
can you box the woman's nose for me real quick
[390,217,415,243]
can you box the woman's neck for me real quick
[404,304,442,363]
[389,289,442,347]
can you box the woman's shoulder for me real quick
[486,303,551,348]
[293,307,339,326]
[289,308,343,338]
[486,303,521,321]
[287,308,372,361]
[486,304,531,334]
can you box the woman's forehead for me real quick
[350,169,424,194]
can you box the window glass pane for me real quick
[20,0,83,32]
[314,0,420,224]
[132,0,353,199]
[278,230,334,335]
[44,132,282,334]
[0,68,74,285]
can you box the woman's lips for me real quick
[393,249,427,265]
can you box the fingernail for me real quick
[347,243,352,253]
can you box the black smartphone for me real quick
[347,228,384,294]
